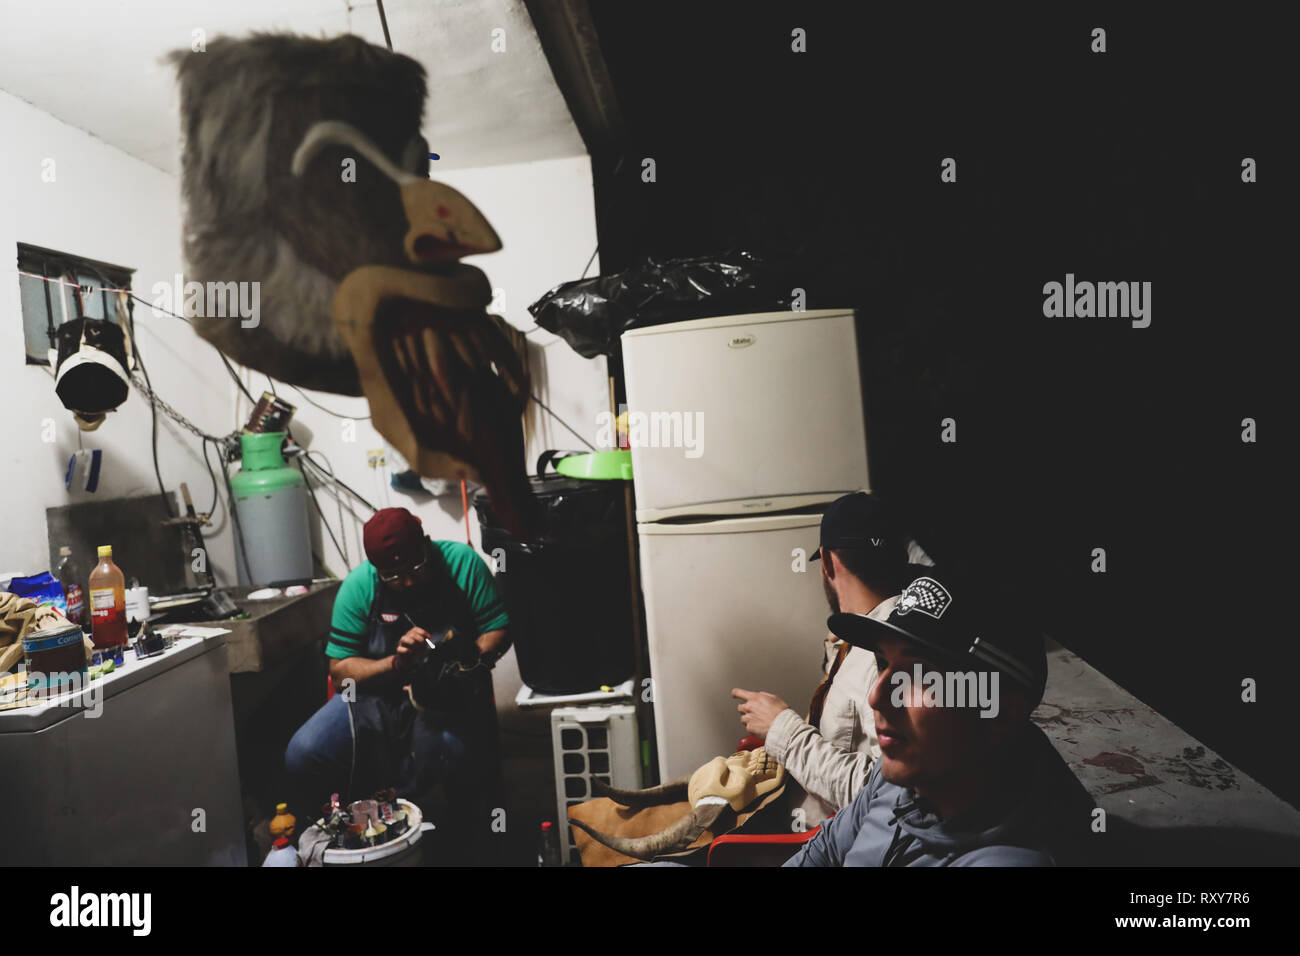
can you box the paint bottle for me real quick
[262,836,300,867]
[270,803,296,840]
[537,821,562,867]
[87,545,128,652]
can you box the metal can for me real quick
[22,623,87,696]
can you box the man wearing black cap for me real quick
[732,493,922,825]
[785,569,1096,866]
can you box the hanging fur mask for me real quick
[169,34,535,538]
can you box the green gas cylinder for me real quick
[230,431,312,586]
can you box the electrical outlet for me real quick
[366,448,387,469]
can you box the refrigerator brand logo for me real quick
[727,333,756,349]
[596,405,704,459]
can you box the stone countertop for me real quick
[1039,640,1300,862]
[173,580,340,674]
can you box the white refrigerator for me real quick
[621,309,871,780]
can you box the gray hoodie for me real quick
[785,724,1095,866]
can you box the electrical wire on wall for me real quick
[308,454,353,564]
[303,451,379,514]
[525,153,623,339]
[529,392,597,451]
[201,437,223,521]
[296,458,349,570]
[290,385,369,420]
[375,0,394,51]
[300,451,376,569]
[121,295,172,517]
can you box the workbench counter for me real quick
[175,579,340,674]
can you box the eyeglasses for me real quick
[378,556,429,583]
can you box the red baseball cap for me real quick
[363,508,425,568]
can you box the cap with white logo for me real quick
[828,569,1048,705]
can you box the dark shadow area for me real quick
[1096,817,1300,867]
[583,4,1295,809]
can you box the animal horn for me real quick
[591,777,690,807]
[568,802,728,861]
[290,119,419,185]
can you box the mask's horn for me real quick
[591,777,690,808]
[568,802,728,862]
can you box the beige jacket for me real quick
[763,595,899,826]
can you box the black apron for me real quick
[345,552,498,805]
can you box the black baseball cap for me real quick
[828,568,1048,705]
[810,492,907,566]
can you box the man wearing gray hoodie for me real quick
[786,569,1096,867]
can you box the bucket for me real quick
[320,799,433,867]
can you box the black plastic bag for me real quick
[528,250,790,358]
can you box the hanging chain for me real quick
[129,369,233,447]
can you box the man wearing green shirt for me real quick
[284,507,509,843]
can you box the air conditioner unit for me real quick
[550,704,641,864]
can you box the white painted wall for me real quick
[279,153,609,571]
[0,88,242,586]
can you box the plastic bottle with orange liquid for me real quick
[88,545,128,651]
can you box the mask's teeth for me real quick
[332,266,535,542]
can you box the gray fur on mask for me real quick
[169,33,429,393]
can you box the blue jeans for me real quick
[283,694,486,822]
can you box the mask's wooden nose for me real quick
[400,179,502,263]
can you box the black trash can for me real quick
[474,456,637,695]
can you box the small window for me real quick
[16,243,134,366]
